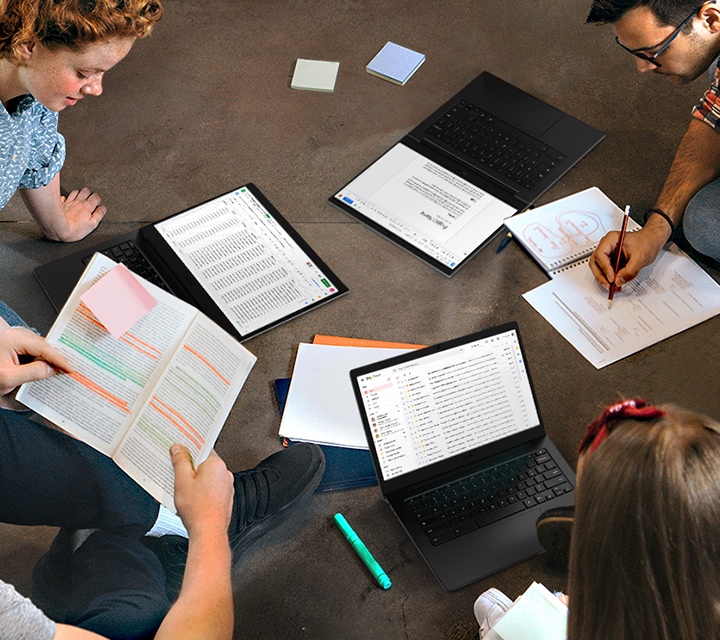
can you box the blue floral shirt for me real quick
[0,95,65,209]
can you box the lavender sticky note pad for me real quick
[80,264,157,339]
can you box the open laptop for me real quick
[36,183,348,342]
[330,71,605,275]
[350,322,575,591]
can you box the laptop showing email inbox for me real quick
[331,71,604,275]
[350,322,575,591]
[36,183,348,342]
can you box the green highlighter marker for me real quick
[334,513,392,589]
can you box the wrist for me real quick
[643,209,675,244]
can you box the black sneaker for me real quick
[227,442,325,553]
[147,443,325,601]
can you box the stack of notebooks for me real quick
[276,334,421,491]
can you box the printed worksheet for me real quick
[523,244,720,368]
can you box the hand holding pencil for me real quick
[590,205,670,292]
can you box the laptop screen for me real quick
[354,327,540,482]
[153,186,344,337]
[331,143,516,274]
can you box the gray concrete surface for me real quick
[1,1,718,638]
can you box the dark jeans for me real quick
[0,298,168,639]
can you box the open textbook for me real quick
[17,253,256,511]
[523,244,720,368]
[504,187,641,277]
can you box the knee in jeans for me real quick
[683,204,720,261]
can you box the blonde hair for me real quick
[0,0,163,64]
[567,405,720,640]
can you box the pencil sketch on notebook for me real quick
[519,210,610,261]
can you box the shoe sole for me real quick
[536,507,574,571]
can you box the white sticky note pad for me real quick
[291,59,340,92]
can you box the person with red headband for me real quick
[475,399,720,640]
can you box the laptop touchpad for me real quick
[498,93,563,138]
[480,509,544,564]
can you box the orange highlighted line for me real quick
[149,397,204,450]
[124,332,162,357]
[77,304,160,360]
[120,335,160,360]
[69,370,131,413]
[182,345,230,386]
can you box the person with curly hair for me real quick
[0,0,163,241]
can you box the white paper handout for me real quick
[523,244,720,368]
[278,343,412,449]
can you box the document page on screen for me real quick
[333,143,515,271]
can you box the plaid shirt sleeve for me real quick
[692,61,720,130]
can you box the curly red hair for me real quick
[0,0,163,64]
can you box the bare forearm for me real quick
[154,529,233,640]
[20,174,69,240]
[20,173,105,242]
[654,118,720,225]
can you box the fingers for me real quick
[61,187,106,241]
[170,446,233,533]
[589,232,620,291]
[171,444,195,478]
[8,329,73,374]
[0,360,57,391]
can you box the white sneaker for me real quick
[474,588,514,638]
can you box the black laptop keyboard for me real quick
[82,240,171,292]
[406,449,573,547]
[425,100,567,191]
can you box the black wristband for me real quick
[644,208,675,237]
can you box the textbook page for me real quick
[114,313,256,510]
[17,254,196,455]
[504,187,641,276]
[523,244,720,368]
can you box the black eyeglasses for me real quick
[615,5,705,68]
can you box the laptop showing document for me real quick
[350,322,575,591]
[331,72,604,275]
[36,183,348,342]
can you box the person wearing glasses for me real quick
[587,1,720,292]
[475,400,720,639]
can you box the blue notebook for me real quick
[365,41,425,86]
[274,378,377,492]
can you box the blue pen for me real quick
[496,231,513,253]
[334,513,392,589]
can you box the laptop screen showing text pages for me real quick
[356,328,539,482]
[154,187,341,337]
[332,143,515,271]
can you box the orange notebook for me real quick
[312,334,425,349]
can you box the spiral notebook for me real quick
[503,187,641,277]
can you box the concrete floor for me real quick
[1,0,719,638]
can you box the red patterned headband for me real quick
[578,398,666,456]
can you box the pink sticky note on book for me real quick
[80,264,157,339]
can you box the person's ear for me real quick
[17,41,36,61]
[700,3,720,34]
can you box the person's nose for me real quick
[635,57,657,73]
[81,75,103,96]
